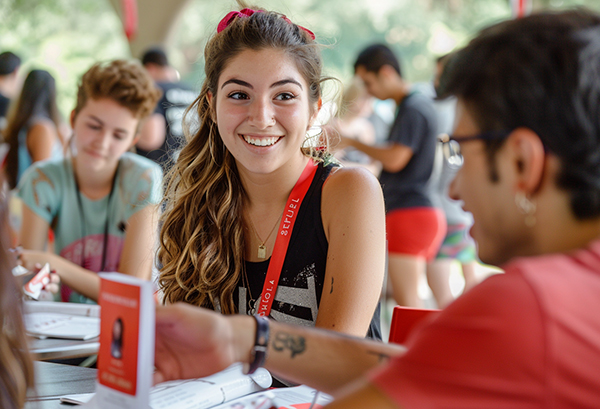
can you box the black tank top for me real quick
[235,162,382,341]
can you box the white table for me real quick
[29,336,100,361]
[25,301,101,361]
[25,361,97,408]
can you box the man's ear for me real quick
[507,128,546,194]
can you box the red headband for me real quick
[217,8,316,40]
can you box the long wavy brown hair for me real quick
[0,173,34,408]
[158,3,331,313]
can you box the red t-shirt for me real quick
[371,240,600,408]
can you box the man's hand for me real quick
[335,134,355,151]
[154,303,254,384]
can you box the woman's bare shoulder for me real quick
[321,165,384,220]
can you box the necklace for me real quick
[242,267,258,315]
[244,212,282,314]
[247,213,282,259]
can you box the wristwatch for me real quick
[244,315,270,375]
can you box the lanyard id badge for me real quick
[256,160,318,317]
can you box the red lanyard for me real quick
[256,160,318,317]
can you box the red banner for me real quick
[121,0,138,41]
[512,0,532,18]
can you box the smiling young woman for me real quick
[153,10,600,407]
[211,48,317,179]
[158,4,386,360]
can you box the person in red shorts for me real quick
[336,44,446,307]
[153,9,600,408]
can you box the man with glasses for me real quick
[154,10,600,407]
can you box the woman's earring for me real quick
[515,192,536,227]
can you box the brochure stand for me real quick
[83,272,155,409]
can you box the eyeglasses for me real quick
[438,130,511,169]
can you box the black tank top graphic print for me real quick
[235,162,382,341]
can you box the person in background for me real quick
[153,9,600,407]
[335,44,445,307]
[137,47,197,174]
[0,52,21,132]
[0,160,34,409]
[157,2,385,361]
[3,70,65,190]
[17,60,162,303]
[331,78,381,176]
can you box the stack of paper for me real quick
[24,301,100,340]
[25,313,100,340]
[61,367,332,409]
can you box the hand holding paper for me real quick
[16,262,60,300]
[15,248,60,296]
[18,248,100,301]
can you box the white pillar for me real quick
[107,0,192,58]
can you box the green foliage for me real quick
[174,0,600,89]
[173,0,513,88]
[2,0,600,117]
[0,0,129,118]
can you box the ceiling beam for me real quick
[107,0,191,58]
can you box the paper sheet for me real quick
[25,312,100,340]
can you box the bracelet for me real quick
[244,315,270,375]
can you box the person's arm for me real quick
[20,204,159,301]
[136,113,166,151]
[264,317,402,393]
[20,251,101,300]
[118,204,159,280]
[26,121,58,163]
[19,204,50,250]
[342,137,413,173]
[19,205,100,300]
[332,119,382,176]
[315,167,386,336]
[337,100,436,174]
[154,303,405,393]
